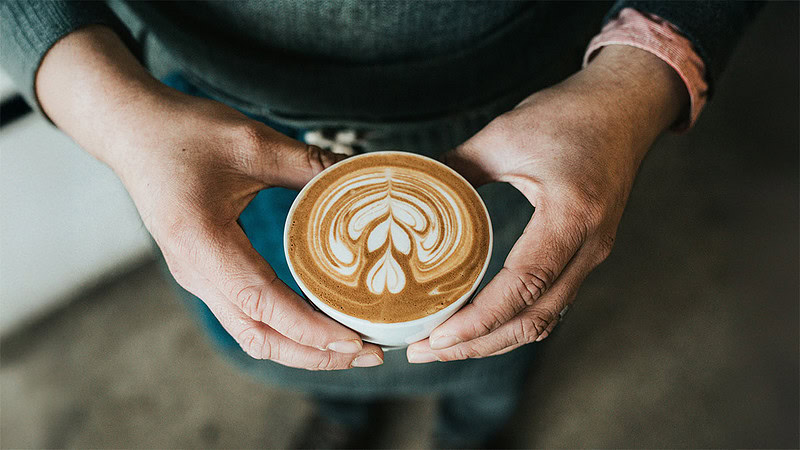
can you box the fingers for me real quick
[241,124,346,189]
[407,304,560,363]
[202,285,384,369]
[168,219,365,353]
[428,209,582,350]
[408,246,592,362]
[410,303,563,362]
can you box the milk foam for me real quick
[288,152,491,323]
[311,167,464,295]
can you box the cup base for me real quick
[376,343,407,352]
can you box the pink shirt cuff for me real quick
[583,8,708,132]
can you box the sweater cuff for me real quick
[0,0,138,118]
[583,7,708,132]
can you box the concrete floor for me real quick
[1,4,798,448]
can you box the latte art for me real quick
[287,152,491,323]
[314,168,464,296]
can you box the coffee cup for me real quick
[284,151,492,347]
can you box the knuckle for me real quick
[442,344,480,362]
[525,311,552,340]
[233,121,267,154]
[292,326,309,346]
[507,266,554,306]
[470,305,513,338]
[304,144,328,173]
[580,193,606,227]
[511,321,528,345]
[587,210,607,232]
[231,122,273,172]
[161,216,212,265]
[162,216,195,251]
[237,327,270,360]
[593,232,616,264]
[236,285,275,323]
[560,183,594,207]
[518,315,547,343]
[559,186,606,230]
[312,352,339,371]
[441,347,466,362]
[541,319,558,339]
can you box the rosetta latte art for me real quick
[312,169,463,296]
[288,153,490,323]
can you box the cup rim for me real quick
[283,150,493,328]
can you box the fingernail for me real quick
[351,353,383,368]
[327,339,362,354]
[408,351,439,364]
[430,335,461,350]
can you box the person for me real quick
[1,1,761,447]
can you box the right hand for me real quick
[112,91,386,369]
[35,25,383,369]
[112,91,385,369]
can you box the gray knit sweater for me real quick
[0,1,761,122]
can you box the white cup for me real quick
[284,151,493,348]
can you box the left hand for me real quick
[407,45,688,363]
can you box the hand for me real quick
[36,26,384,370]
[407,45,687,362]
[117,95,387,370]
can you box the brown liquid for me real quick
[287,152,490,323]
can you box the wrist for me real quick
[35,25,173,167]
[504,45,686,190]
[576,44,688,149]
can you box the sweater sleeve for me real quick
[0,0,139,114]
[604,1,764,98]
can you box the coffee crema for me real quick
[287,152,491,323]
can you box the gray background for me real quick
[1,2,798,448]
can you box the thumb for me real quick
[440,121,510,187]
[247,125,347,190]
[440,142,494,188]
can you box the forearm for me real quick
[35,25,170,166]
[571,44,686,154]
[586,44,688,139]
[516,44,687,179]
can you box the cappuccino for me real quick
[286,152,491,323]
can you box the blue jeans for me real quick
[161,72,537,445]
